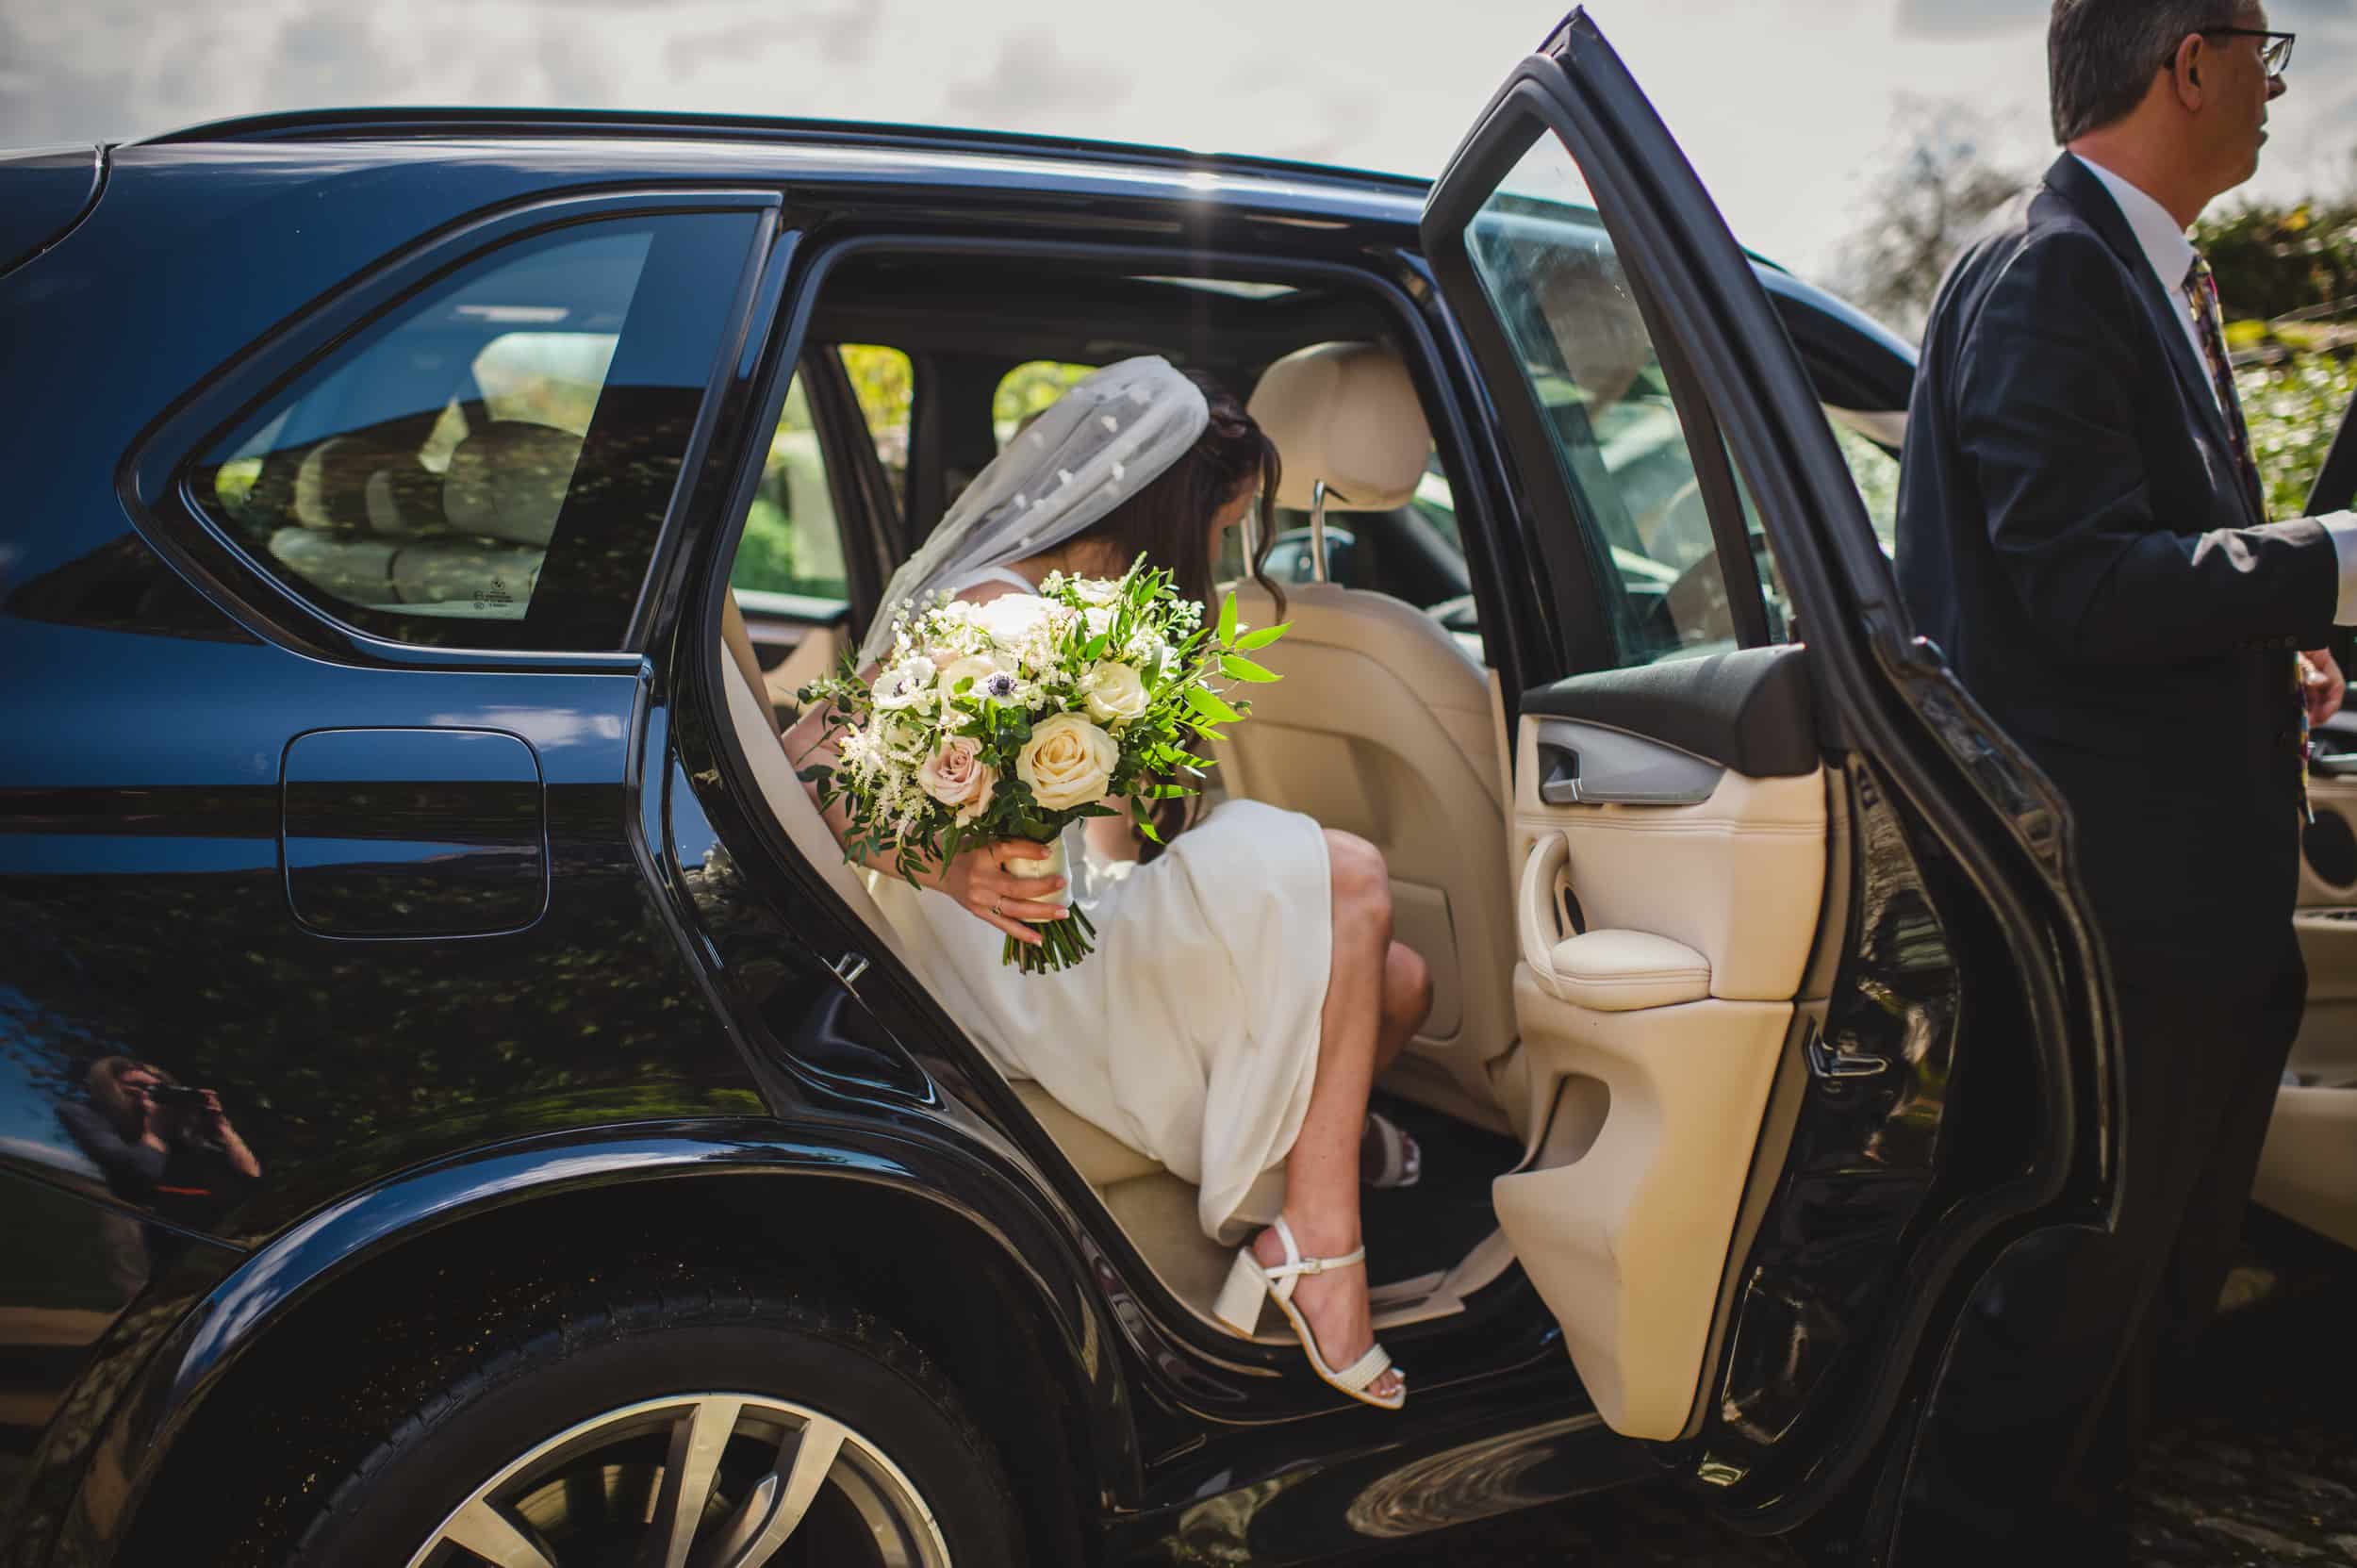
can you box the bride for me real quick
[785,356,1429,1410]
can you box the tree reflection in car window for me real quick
[1463,139,1755,668]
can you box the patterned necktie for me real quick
[2186,255,2314,818]
[2183,254,2267,520]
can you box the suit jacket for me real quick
[1896,153,2338,969]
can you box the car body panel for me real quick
[0,143,104,281]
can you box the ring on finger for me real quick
[993,898,1003,916]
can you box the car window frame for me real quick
[721,229,1545,699]
[1423,114,1776,677]
[123,188,780,670]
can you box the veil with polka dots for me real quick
[854,355,1210,668]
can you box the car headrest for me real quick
[289,437,375,532]
[442,421,585,547]
[1247,342,1432,512]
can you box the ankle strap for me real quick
[1267,1215,1366,1280]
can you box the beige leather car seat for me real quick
[1228,344,1518,1131]
[713,619,1283,1325]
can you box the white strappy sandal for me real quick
[1212,1215,1406,1411]
[1363,1110,1422,1190]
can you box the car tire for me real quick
[272,1270,1020,1568]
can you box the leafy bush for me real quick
[2197,201,2357,325]
[2238,350,2357,518]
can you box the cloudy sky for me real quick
[7,0,2357,281]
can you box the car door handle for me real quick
[1534,719,1723,807]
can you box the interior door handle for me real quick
[1538,744,1581,805]
[1532,720,1723,807]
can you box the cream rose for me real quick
[915,735,997,824]
[1079,660,1149,727]
[970,593,1051,644]
[1017,712,1119,811]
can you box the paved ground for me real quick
[1399,1212,2357,1565]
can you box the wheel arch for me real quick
[81,1120,1127,1567]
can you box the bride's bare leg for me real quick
[1375,942,1431,1076]
[1254,830,1404,1401]
[1357,943,1435,1183]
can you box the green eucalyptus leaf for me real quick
[1185,685,1243,724]
[1219,654,1277,683]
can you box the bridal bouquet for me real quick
[796,560,1286,973]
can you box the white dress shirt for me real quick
[2074,153,2357,624]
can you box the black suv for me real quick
[4,14,2134,1567]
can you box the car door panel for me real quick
[1496,675,1828,1440]
[2253,419,2357,1248]
[1425,7,2106,1523]
[2260,771,2357,1247]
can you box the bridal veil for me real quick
[856,355,1209,666]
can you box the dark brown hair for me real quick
[1070,368,1284,620]
[1069,369,1282,853]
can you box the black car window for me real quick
[190,212,758,652]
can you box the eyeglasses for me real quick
[2202,26,2297,78]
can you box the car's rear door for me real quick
[2257,407,2357,1248]
[1422,9,2114,1526]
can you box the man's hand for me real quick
[2304,649,2347,730]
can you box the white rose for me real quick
[874,656,936,710]
[915,735,997,824]
[970,593,1052,645]
[1070,575,1122,606]
[1080,661,1149,727]
[1016,712,1120,811]
[1081,604,1115,640]
[935,654,1005,705]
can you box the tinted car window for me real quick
[192,213,758,651]
[1462,140,1771,668]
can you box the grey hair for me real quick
[2049,0,2245,142]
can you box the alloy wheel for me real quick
[404,1393,952,1568]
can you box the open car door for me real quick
[2257,405,2357,1250]
[1422,10,2116,1529]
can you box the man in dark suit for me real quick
[1892,0,2350,1558]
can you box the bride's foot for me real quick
[1253,1217,1405,1403]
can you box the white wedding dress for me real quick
[867,566,1334,1243]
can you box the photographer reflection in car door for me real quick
[58,1056,262,1239]
[1893,2,2354,1560]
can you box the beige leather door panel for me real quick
[2261,770,2357,1247]
[1495,715,1827,1440]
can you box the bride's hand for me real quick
[937,839,1069,946]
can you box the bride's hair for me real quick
[1068,369,1285,620]
[1070,368,1283,855]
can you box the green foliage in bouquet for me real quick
[793,557,1286,973]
